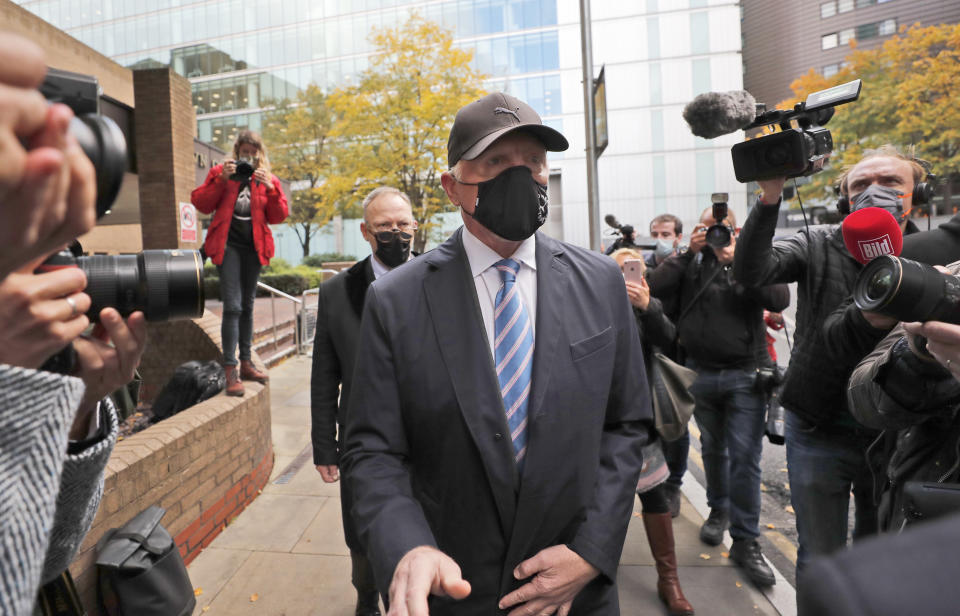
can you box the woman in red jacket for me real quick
[191,130,288,396]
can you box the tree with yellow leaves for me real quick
[769,23,960,210]
[262,85,338,258]
[327,14,487,252]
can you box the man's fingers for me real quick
[401,563,433,616]
[387,573,408,616]
[0,82,49,135]
[910,321,960,346]
[0,33,46,88]
[514,553,544,580]
[437,558,470,600]
[499,580,538,609]
[557,601,573,616]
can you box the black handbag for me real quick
[650,352,697,442]
[96,506,196,616]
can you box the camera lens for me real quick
[70,114,127,219]
[78,250,205,322]
[866,268,895,302]
[705,224,731,248]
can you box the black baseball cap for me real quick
[447,92,568,168]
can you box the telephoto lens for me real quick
[42,249,206,322]
[853,255,960,325]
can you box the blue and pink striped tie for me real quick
[493,258,534,472]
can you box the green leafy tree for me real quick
[262,85,338,258]
[766,23,960,210]
[327,14,487,253]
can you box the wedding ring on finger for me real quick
[65,295,79,318]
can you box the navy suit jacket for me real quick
[341,228,652,614]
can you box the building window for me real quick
[839,28,855,45]
[857,21,880,39]
[823,64,840,77]
[879,18,897,35]
[822,33,838,50]
[821,1,836,18]
[838,0,854,12]
[856,0,876,7]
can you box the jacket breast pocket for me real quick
[569,326,614,362]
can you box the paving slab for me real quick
[292,497,351,556]
[618,564,780,616]
[266,459,341,498]
[201,551,355,616]
[188,547,253,615]
[211,493,328,552]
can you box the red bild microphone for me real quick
[841,207,903,265]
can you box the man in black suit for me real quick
[310,186,417,616]
[341,92,652,615]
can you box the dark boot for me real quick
[224,364,245,397]
[643,512,695,616]
[352,551,381,616]
[240,359,269,383]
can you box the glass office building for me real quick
[15,0,746,254]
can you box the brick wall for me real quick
[134,68,201,252]
[69,378,273,613]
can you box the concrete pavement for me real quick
[187,356,793,615]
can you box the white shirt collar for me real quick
[461,225,537,278]
[370,252,414,280]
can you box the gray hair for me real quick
[362,186,412,222]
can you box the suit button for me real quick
[494,433,503,440]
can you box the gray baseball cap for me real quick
[447,92,568,168]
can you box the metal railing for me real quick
[256,281,303,355]
[255,269,340,358]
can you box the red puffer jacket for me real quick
[191,164,289,266]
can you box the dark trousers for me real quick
[662,432,690,487]
[217,243,261,365]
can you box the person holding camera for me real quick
[192,130,288,396]
[648,205,789,588]
[610,248,694,616]
[0,31,148,615]
[733,147,926,594]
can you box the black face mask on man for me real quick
[850,184,910,220]
[458,166,549,241]
[372,230,412,268]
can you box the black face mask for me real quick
[373,230,412,268]
[460,166,549,241]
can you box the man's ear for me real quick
[360,221,369,240]
[440,171,460,205]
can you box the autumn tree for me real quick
[327,14,487,253]
[262,84,338,258]
[768,23,960,210]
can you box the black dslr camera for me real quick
[731,80,862,183]
[230,156,259,181]
[37,68,205,324]
[705,193,732,249]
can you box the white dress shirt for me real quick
[461,225,537,360]
[370,251,414,280]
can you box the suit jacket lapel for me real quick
[344,257,374,319]
[422,228,518,540]
[528,233,567,423]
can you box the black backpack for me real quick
[151,361,225,422]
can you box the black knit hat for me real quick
[447,92,568,168]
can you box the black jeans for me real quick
[217,243,261,366]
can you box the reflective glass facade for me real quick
[15,0,560,150]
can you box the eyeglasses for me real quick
[373,230,413,243]
[371,221,415,232]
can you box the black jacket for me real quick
[901,212,960,266]
[735,199,872,427]
[648,248,789,370]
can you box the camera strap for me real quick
[677,261,724,325]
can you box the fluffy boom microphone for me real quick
[842,207,903,265]
[682,90,757,139]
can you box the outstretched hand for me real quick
[388,546,471,616]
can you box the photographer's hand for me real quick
[757,177,786,205]
[625,279,650,311]
[219,160,236,181]
[688,226,707,254]
[71,308,147,439]
[0,265,91,369]
[253,167,274,191]
[0,34,97,280]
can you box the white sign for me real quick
[179,202,198,243]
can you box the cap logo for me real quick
[494,106,521,122]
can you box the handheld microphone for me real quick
[841,207,903,265]
[682,90,758,139]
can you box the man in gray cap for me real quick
[342,92,651,615]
